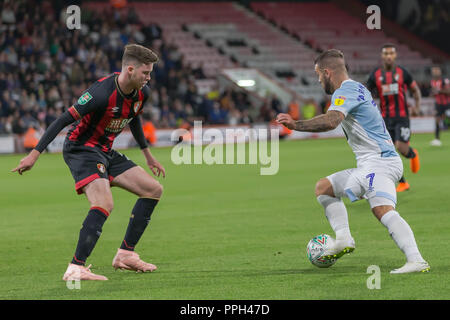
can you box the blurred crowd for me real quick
[0,0,322,143]
[1,0,442,150]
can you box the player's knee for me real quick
[153,182,163,198]
[372,205,395,221]
[315,178,333,197]
[141,181,163,199]
[95,200,114,214]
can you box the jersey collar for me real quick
[115,75,137,100]
[340,79,353,87]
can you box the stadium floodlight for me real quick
[237,79,255,87]
[219,68,294,108]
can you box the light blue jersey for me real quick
[328,79,398,165]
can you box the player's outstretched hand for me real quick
[276,113,296,130]
[11,149,40,175]
[147,157,166,178]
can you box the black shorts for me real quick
[384,118,411,143]
[435,103,449,117]
[63,141,137,194]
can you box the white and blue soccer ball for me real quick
[306,234,337,268]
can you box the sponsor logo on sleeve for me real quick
[78,92,93,105]
[334,96,346,106]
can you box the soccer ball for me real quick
[306,234,337,268]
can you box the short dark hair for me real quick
[122,44,159,67]
[314,49,346,71]
[381,43,396,51]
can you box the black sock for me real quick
[71,207,109,265]
[399,176,406,183]
[435,123,440,140]
[405,147,416,159]
[120,198,159,251]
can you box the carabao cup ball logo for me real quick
[306,234,337,268]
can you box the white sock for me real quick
[380,210,425,263]
[317,195,352,240]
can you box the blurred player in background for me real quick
[367,44,421,192]
[277,49,429,274]
[12,44,165,281]
[429,66,450,146]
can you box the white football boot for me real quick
[430,139,442,147]
[322,237,356,260]
[390,261,430,274]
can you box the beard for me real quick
[323,76,334,95]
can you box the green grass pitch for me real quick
[1,132,449,299]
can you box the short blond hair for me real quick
[122,44,159,67]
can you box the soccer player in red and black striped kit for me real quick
[429,65,450,147]
[367,44,421,192]
[12,44,165,281]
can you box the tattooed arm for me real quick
[276,111,345,132]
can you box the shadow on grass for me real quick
[164,265,363,277]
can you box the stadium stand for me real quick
[0,0,446,153]
[250,2,433,74]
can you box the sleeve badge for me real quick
[334,96,346,106]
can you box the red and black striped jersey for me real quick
[367,66,416,119]
[66,73,149,153]
[430,78,449,106]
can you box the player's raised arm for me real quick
[11,110,76,175]
[277,48,351,133]
[276,110,344,132]
[12,83,105,175]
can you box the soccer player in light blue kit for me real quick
[277,49,429,273]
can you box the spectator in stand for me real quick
[219,88,234,111]
[0,116,10,134]
[301,99,319,120]
[240,109,254,124]
[287,97,301,120]
[142,22,162,45]
[319,95,331,114]
[228,108,241,126]
[270,94,283,113]
[6,0,429,145]
[208,101,228,124]
[192,62,206,79]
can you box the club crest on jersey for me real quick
[334,96,346,106]
[78,92,93,105]
[133,101,142,113]
[97,163,105,173]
